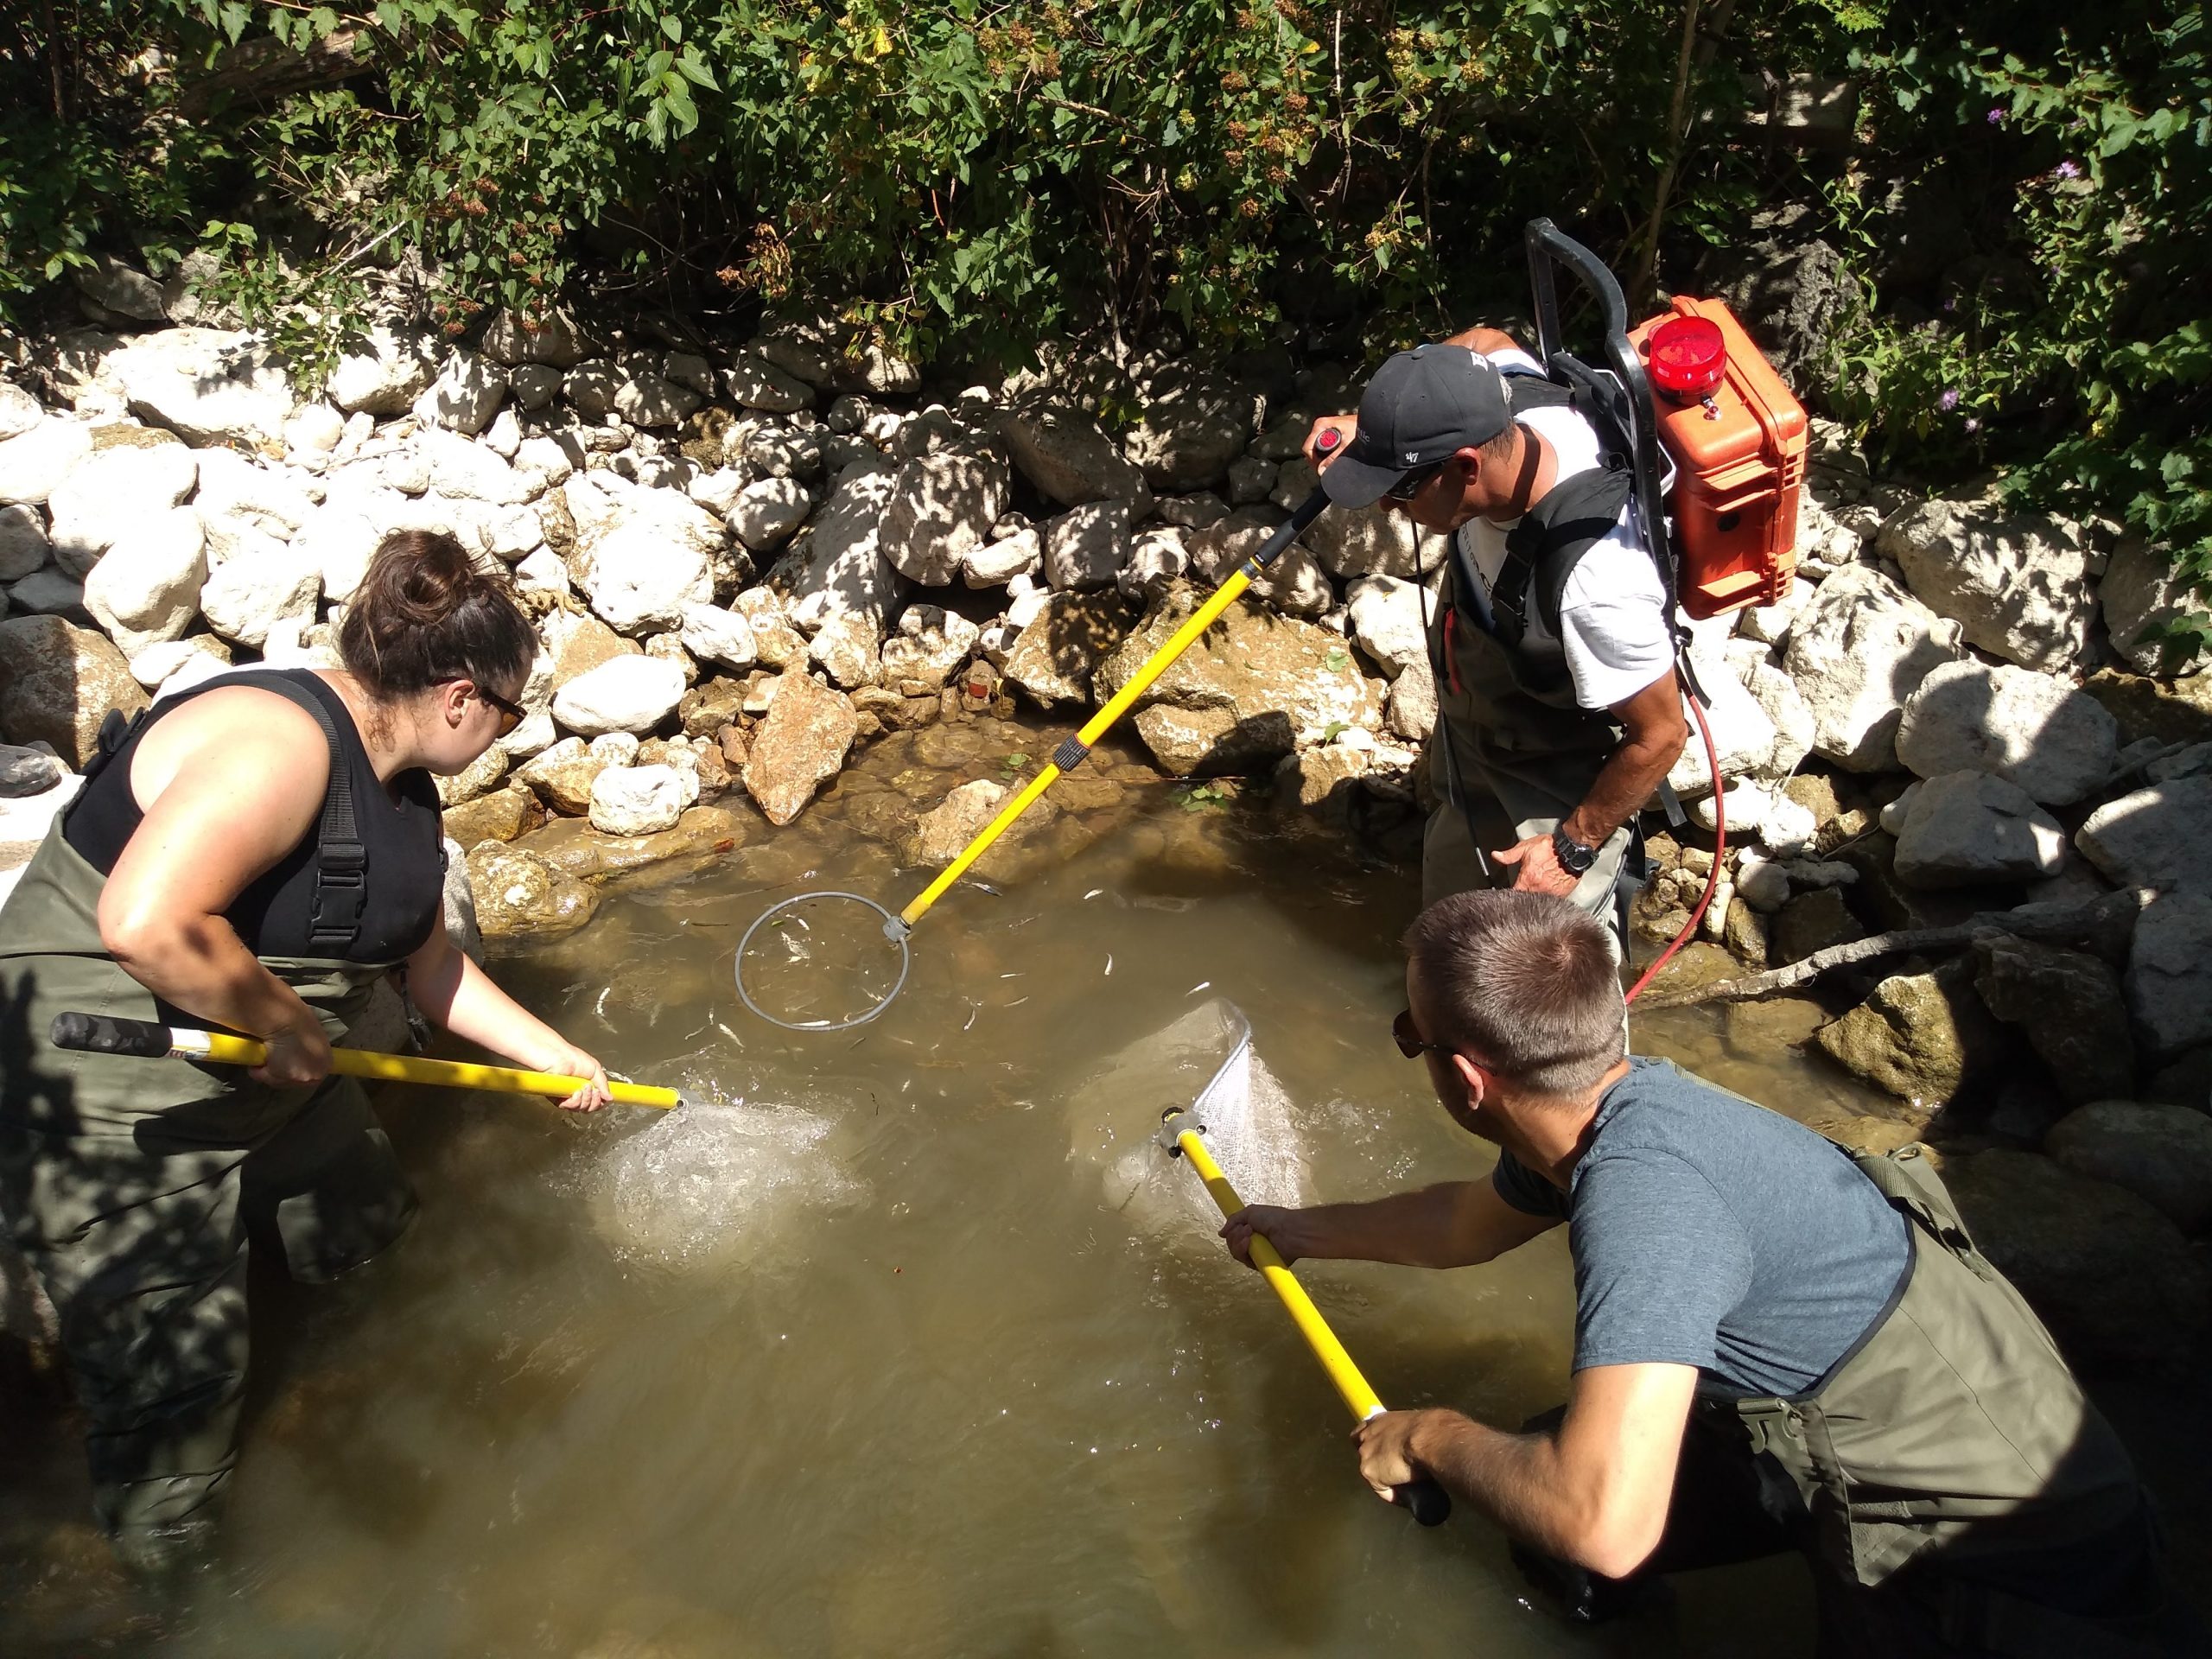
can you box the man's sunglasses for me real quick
[475,683,527,739]
[1384,461,1448,503]
[1393,1007,1455,1061]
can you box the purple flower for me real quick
[2055,159,2082,180]
[1939,388,1960,411]
[1963,416,1981,434]
[1986,107,2005,125]
[1942,297,1957,313]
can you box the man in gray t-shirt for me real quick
[1223,891,2187,1655]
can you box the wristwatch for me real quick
[1551,825,1600,877]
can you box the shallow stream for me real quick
[2,718,1907,1656]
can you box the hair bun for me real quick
[337,529,537,704]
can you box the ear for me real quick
[1449,1051,1486,1111]
[442,680,474,729]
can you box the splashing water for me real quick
[1066,997,1312,1244]
[587,1095,867,1271]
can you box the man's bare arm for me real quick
[1356,1363,1698,1577]
[1223,1178,1560,1271]
[1560,669,1688,850]
[1441,324,1529,356]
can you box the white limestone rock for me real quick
[726,475,811,554]
[878,604,980,695]
[1345,575,1427,680]
[550,654,687,737]
[45,438,198,577]
[963,524,1042,588]
[2076,777,2212,897]
[677,603,758,672]
[2125,895,2212,1062]
[1878,495,2097,672]
[103,327,296,448]
[197,534,321,648]
[1782,566,1962,772]
[588,762,688,836]
[766,462,899,634]
[1892,771,2067,887]
[411,349,508,435]
[0,417,94,506]
[1895,658,2119,807]
[326,322,438,416]
[1042,499,1132,591]
[807,610,883,689]
[878,446,1010,586]
[82,507,207,656]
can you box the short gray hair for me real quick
[1402,889,1625,1098]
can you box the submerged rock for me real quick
[466,843,600,939]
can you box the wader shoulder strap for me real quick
[1487,461,1637,646]
[1847,1143,1995,1280]
[249,677,367,957]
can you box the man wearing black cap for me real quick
[1308,328,1687,948]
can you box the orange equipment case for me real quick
[1626,296,1808,620]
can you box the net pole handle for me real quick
[898,488,1331,932]
[1177,1127,1451,1527]
[48,1014,678,1109]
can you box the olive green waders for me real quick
[0,821,416,1555]
[1531,1145,2196,1655]
[1421,580,1644,945]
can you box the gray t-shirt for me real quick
[1493,1058,1910,1397]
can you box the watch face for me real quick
[1553,829,1597,874]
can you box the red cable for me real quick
[1624,675,1725,1007]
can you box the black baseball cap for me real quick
[1320,344,1514,509]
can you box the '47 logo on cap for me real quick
[1403,451,1420,463]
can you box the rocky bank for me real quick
[2,289,2209,1371]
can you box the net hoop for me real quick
[734,890,912,1033]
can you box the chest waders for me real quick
[1711,1145,2176,1656]
[0,696,418,1558]
[1421,446,1649,944]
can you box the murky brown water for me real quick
[1,717,1901,1656]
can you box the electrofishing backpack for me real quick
[1464,220,1809,667]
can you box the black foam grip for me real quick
[1247,486,1330,571]
[1395,1478,1452,1528]
[50,1012,173,1058]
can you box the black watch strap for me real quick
[1552,825,1599,876]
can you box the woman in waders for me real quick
[0,530,611,1569]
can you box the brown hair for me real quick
[338,530,536,704]
[1402,889,1625,1098]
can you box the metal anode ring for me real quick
[734,891,912,1033]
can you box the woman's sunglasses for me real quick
[475,683,527,739]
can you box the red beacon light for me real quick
[1647,314,1727,401]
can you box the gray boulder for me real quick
[412,349,509,435]
[0,613,147,767]
[677,603,757,672]
[197,537,321,648]
[2076,777,2212,895]
[1122,365,1262,492]
[1187,508,1332,619]
[1274,459,1421,578]
[2126,893,2212,1062]
[0,504,48,582]
[879,604,981,695]
[2099,533,2212,679]
[0,383,41,443]
[728,476,811,554]
[766,462,899,633]
[1002,591,1137,708]
[613,370,702,429]
[1043,499,1132,591]
[1972,933,2135,1106]
[996,400,1151,513]
[724,355,816,414]
[963,524,1041,588]
[1878,496,2097,672]
[1945,1147,2209,1367]
[1896,658,2119,806]
[878,447,1010,586]
[480,308,589,369]
[1783,566,1961,771]
[2045,1102,2212,1234]
[1345,575,1427,680]
[1892,771,2066,887]
[588,763,689,836]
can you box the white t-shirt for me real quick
[1450,350,1675,712]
